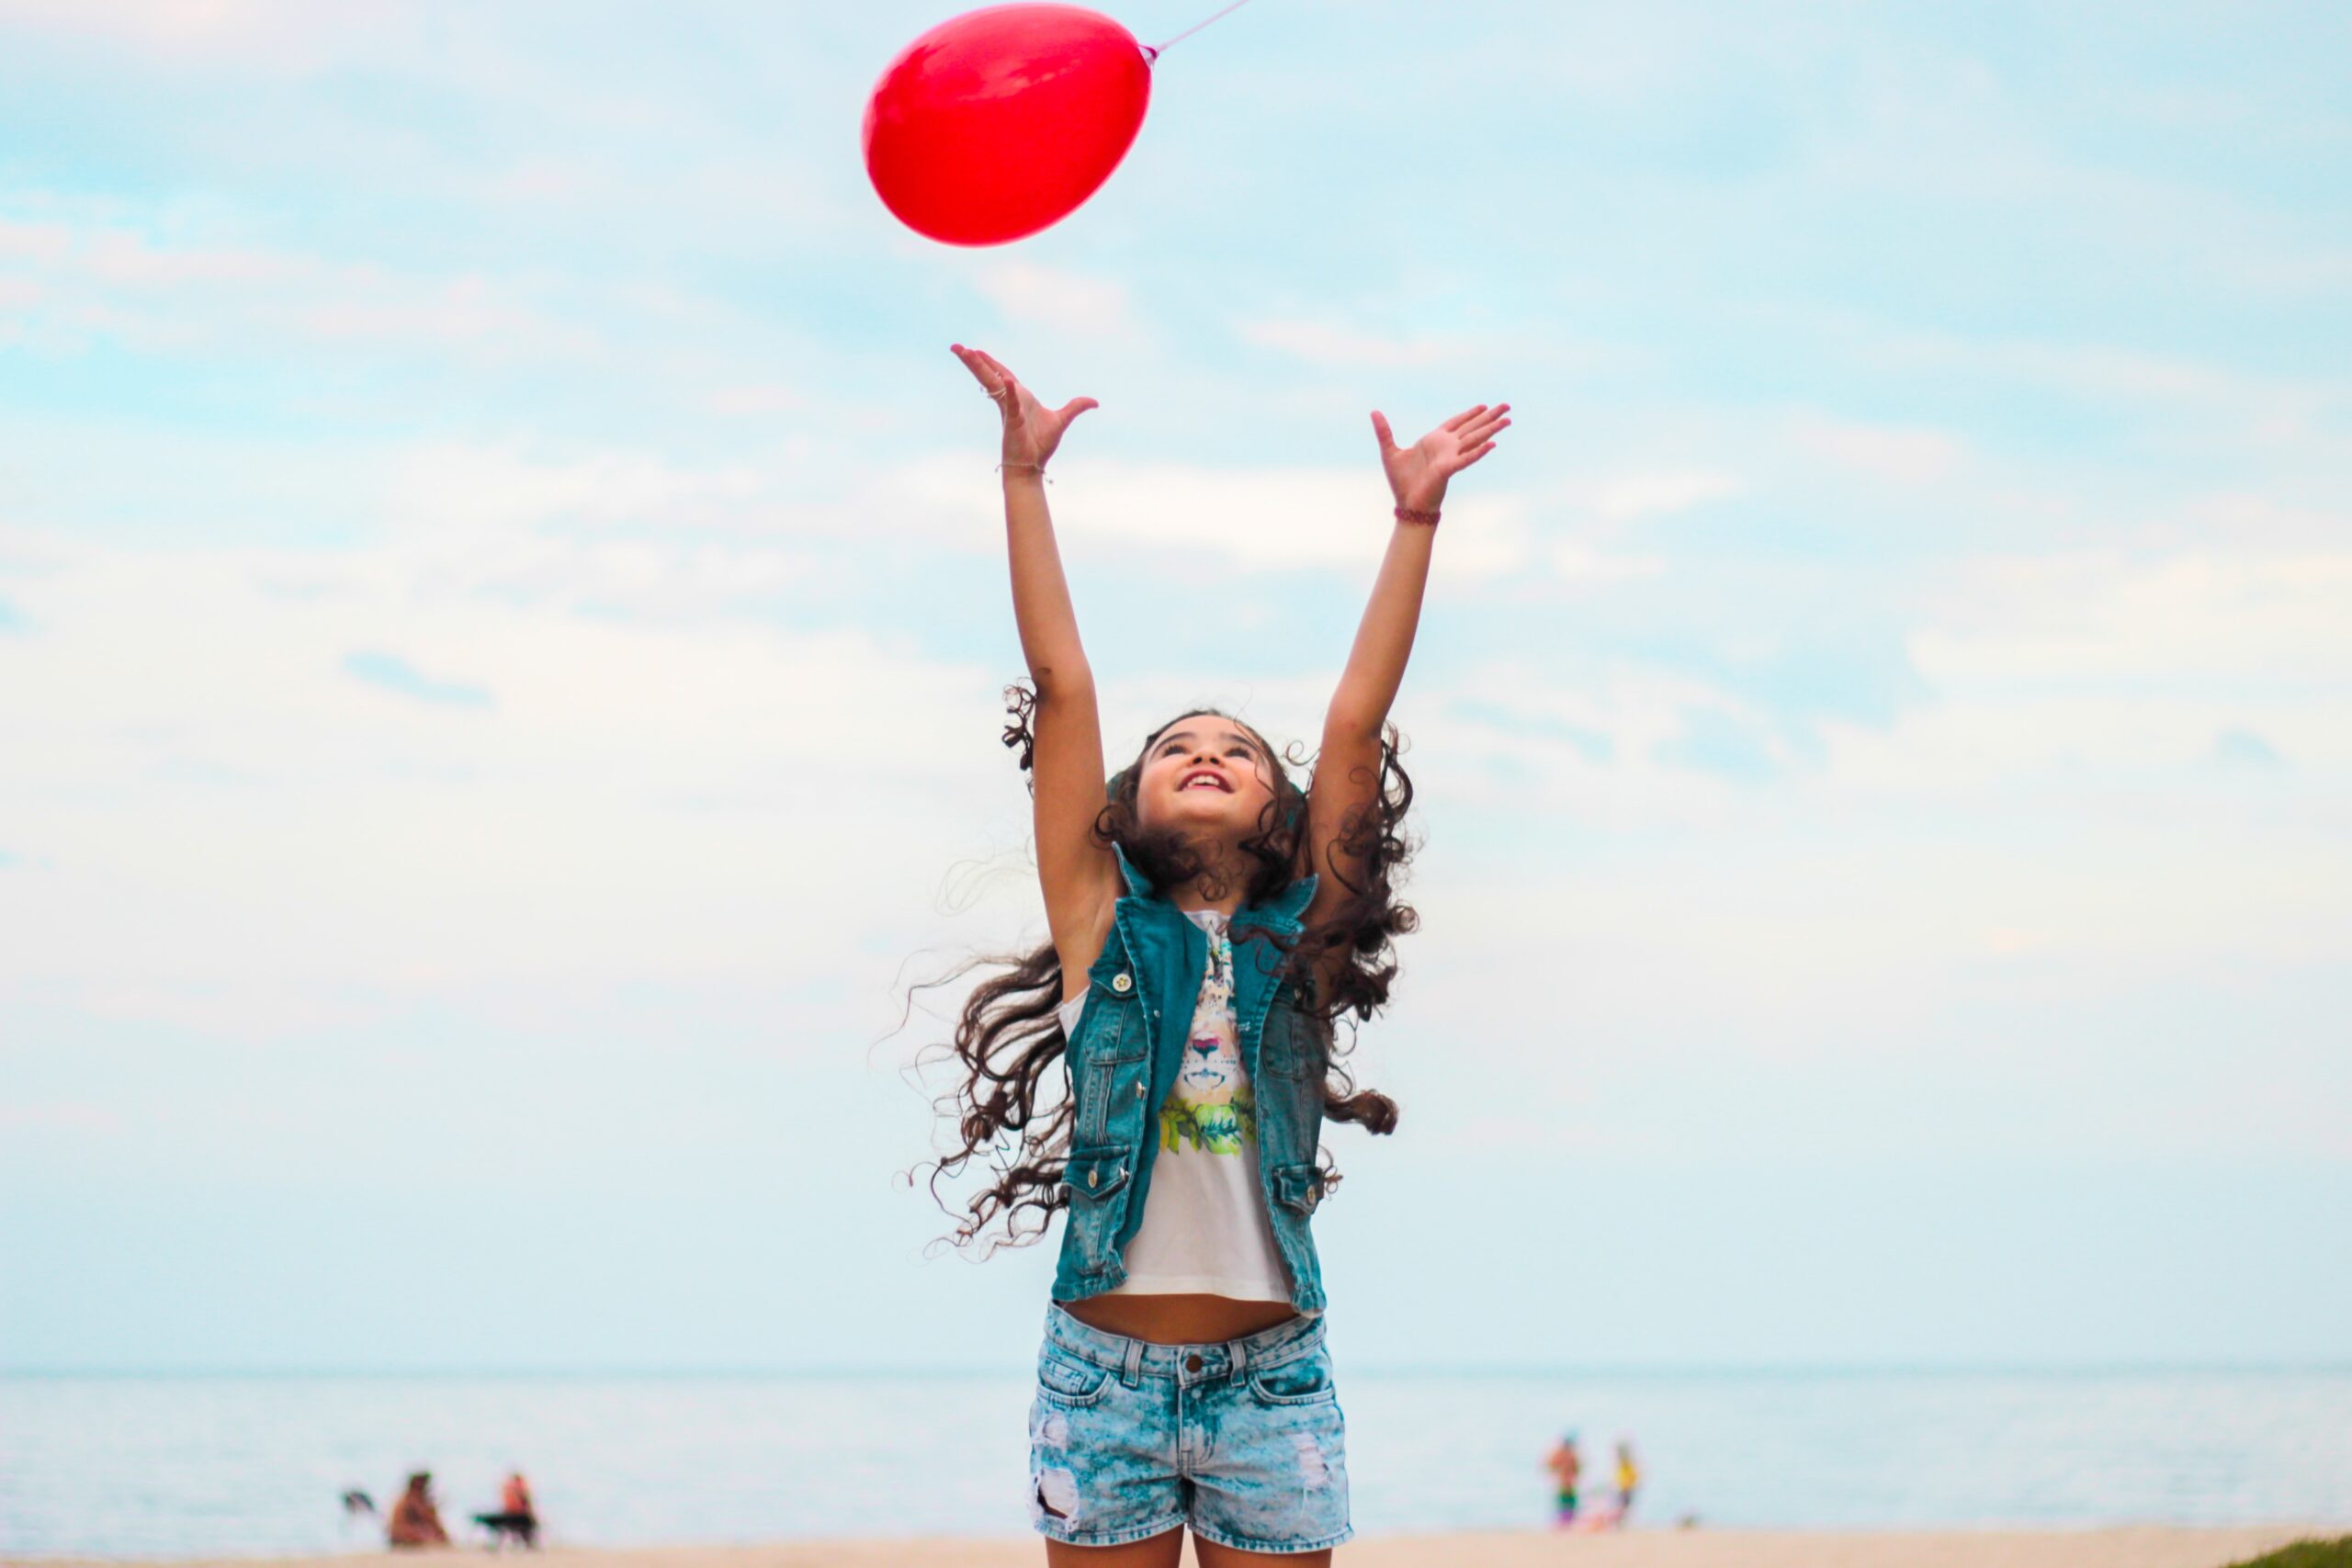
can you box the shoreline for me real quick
[9,1527,2335,1568]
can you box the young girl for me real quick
[932,343,1508,1563]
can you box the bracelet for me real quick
[1394,504,1440,526]
[998,461,1050,483]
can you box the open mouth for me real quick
[1180,769,1233,794]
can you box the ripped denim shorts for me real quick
[1026,1301,1352,1554]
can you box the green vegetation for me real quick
[2229,1540,2352,1568]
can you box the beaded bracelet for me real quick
[1394,505,1441,526]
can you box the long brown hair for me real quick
[908,682,1419,1258]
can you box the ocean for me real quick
[4,1369,2347,1557]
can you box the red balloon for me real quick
[864,5,1154,246]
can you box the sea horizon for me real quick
[10,1359,2347,1381]
[7,1366,2347,1558]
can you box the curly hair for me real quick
[909,682,1419,1258]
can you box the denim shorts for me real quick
[1025,1302,1352,1554]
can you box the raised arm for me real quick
[1303,400,1511,944]
[950,345,1121,991]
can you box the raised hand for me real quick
[1370,401,1511,513]
[951,344,1099,470]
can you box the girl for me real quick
[931,343,1508,1563]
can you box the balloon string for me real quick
[1145,0,1258,58]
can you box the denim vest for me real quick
[1050,842,1332,1313]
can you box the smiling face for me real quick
[1133,713,1278,838]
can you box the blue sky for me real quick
[3,0,2347,1373]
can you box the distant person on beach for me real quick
[503,1471,536,1534]
[925,344,1509,1562]
[385,1472,449,1550]
[472,1470,538,1549]
[1545,1432,1583,1527]
[1614,1438,1642,1526]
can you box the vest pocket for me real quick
[1260,1002,1327,1079]
[1080,994,1147,1062]
[1071,994,1144,1144]
[1272,1162,1324,1215]
[1065,1145,1132,1203]
[1065,1145,1133,1276]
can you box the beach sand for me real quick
[16,1529,2324,1568]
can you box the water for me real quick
[4,1370,2347,1558]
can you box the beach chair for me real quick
[471,1511,537,1550]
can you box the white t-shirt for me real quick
[1057,908,1293,1303]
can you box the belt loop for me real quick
[1122,1337,1145,1388]
[1231,1337,1250,1379]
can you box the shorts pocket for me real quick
[1246,1349,1338,1407]
[1035,1352,1114,1408]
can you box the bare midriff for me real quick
[1057,1292,1299,1345]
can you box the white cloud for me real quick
[1057,461,1534,578]
[0,1100,126,1134]
[0,203,597,362]
[1585,472,1742,525]
[978,263,1139,343]
[1237,318,1487,369]
[1519,469,1735,583]
[1868,331,2343,454]
[703,382,808,417]
[0,521,1008,1037]
[1396,532,2352,1021]
[0,0,408,68]
[380,442,771,541]
[1917,550,2352,689]
[1792,415,1967,486]
[887,454,1535,578]
[1551,541,1668,584]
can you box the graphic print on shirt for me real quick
[1159,919,1256,1156]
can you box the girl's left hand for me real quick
[1371,401,1511,513]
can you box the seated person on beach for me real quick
[385,1472,449,1550]
[472,1471,538,1549]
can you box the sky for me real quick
[2,0,2348,1374]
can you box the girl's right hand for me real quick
[1371,400,1511,514]
[952,344,1098,470]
